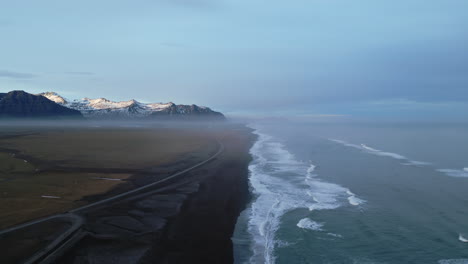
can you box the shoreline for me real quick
[57,124,256,264]
[149,126,256,263]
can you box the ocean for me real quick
[232,121,468,264]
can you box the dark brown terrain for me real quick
[0,123,254,264]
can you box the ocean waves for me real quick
[329,139,468,178]
[439,259,468,264]
[347,190,366,206]
[246,131,364,264]
[329,139,428,165]
[296,218,323,231]
[459,233,468,243]
[437,169,468,178]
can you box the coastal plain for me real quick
[0,126,217,229]
[0,123,254,264]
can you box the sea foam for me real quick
[346,190,365,206]
[348,195,365,206]
[439,259,468,264]
[327,232,343,238]
[247,132,305,264]
[438,169,468,178]
[402,160,432,166]
[297,218,323,231]
[330,139,430,166]
[246,130,364,264]
[459,234,468,243]
[306,164,317,178]
[330,139,468,179]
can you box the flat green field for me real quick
[0,126,217,229]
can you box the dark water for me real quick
[233,121,468,264]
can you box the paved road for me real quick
[23,214,84,264]
[0,140,224,263]
[70,139,224,213]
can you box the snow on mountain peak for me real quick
[40,92,68,104]
[42,93,175,117]
[38,92,224,119]
[146,102,174,110]
[83,97,138,110]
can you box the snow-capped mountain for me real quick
[39,92,225,119]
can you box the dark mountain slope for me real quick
[0,90,83,118]
[150,103,225,120]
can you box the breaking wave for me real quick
[306,164,317,178]
[438,169,468,178]
[330,139,468,179]
[459,234,468,243]
[348,194,366,206]
[330,139,429,165]
[297,218,323,231]
[439,259,468,264]
[247,131,364,264]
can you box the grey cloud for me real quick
[0,70,36,79]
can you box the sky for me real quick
[1,0,467,120]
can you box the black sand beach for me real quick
[55,125,255,264]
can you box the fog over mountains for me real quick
[0,91,225,120]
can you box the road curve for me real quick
[70,139,224,213]
[0,139,224,264]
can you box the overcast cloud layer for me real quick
[1,0,467,120]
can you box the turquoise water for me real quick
[233,122,468,264]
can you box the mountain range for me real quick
[0,91,225,120]
[0,91,82,118]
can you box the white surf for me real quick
[459,234,468,243]
[296,218,324,231]
[247,130,364,264]
[330,139,430,166]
